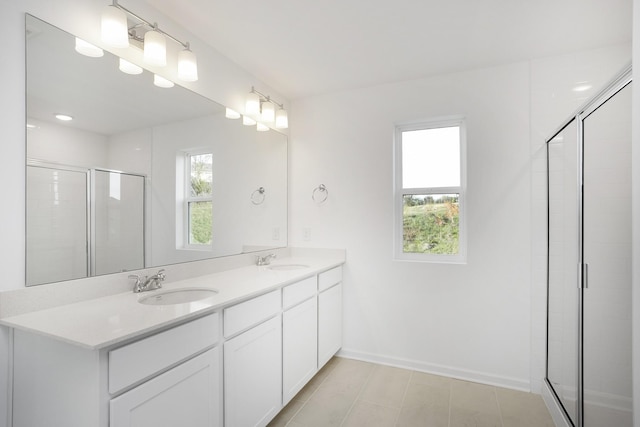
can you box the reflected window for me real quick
[394,119,466,263]
[186,152,213,246]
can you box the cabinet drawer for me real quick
[283,276,317,309]
[224,289,281,337]
[109,313,219,394]
[318,266,342,292]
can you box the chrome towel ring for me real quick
[312,184,328,204]
[251,187,266,205]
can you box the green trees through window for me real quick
[188,153,213,245]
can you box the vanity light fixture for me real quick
[75,38,104,57]
[275,108,288,129]
[143,27,166,67]
[244,87,289,129]
[153,74,174,88]
[101,0,198,82]
[243,116,257,126]
[177,43,198,82]
[119,58,143,74]
[225,108,241,119]
[101,2,129,48]
[245,92,260,115]
[260,101,275,123]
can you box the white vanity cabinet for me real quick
[282,276,318,404]
[318,266,343,369]
[11,313,222,427]
[110,347,220,427]
[223,290,283,427]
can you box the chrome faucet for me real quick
[129,269,166,293]
[256,253,277,266]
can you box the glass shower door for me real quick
[93,170,145,276]
[547,120,580,425]
[582,82,633,427]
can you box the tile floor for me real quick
[268,357,555,427]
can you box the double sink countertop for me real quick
[0,256,344,350]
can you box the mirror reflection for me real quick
[26,15,288,286]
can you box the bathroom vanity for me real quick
[2,257,344,427]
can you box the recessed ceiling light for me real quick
[26,123,37,129]
[55,114,73,121]
[573,82,592,92]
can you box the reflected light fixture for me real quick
[225,108,241,119]
[100,0,198,82]
[153,74,174,88]
[243,116,257,126]
[244,87,288,129]
[75,38,104,57]
[119,58,143,74]
[256,122,269,132]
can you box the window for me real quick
[185,152,213,247]
[394,118,466,263]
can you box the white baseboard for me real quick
[337,348,530,392]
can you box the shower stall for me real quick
[546,67,633,426]
[26,163,145,286]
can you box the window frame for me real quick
[183,150,213,250]
[393,116,467,263]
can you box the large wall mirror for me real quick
[25,15,288,286]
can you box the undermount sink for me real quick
[267,264,310,271]
[138,288,219,305]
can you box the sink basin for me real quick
[138,288,219,305]
[267,264,310,271]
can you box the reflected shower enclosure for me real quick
[546,69,632,427]
[26,164,145,286]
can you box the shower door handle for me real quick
[583,263,588,289]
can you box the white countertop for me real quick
[0,257,343,350]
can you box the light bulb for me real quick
[75,38,104,57]
[177,47,198,82]
[261,102,275,123]
[245,92,260,115]
[144,30,166,67]
[275,108,288,129]
[119,58,143,75]
[243,116,257,126]
[153,74,174,88]
[256,122,269,132]
[101,5,129,48]
[225,108,241,119]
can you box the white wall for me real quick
[290,45,630,391]
[291,62,534,389]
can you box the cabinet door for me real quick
[110,347,222,427]
[318,283,343,368]
[224,315,282,427]
[283,296,318,404]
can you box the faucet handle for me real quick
[157,269,166,280]
[128,274,143,293]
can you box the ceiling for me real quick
[146,0,632,100]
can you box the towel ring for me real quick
[312,184,328,204]
[251,187,266,205]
